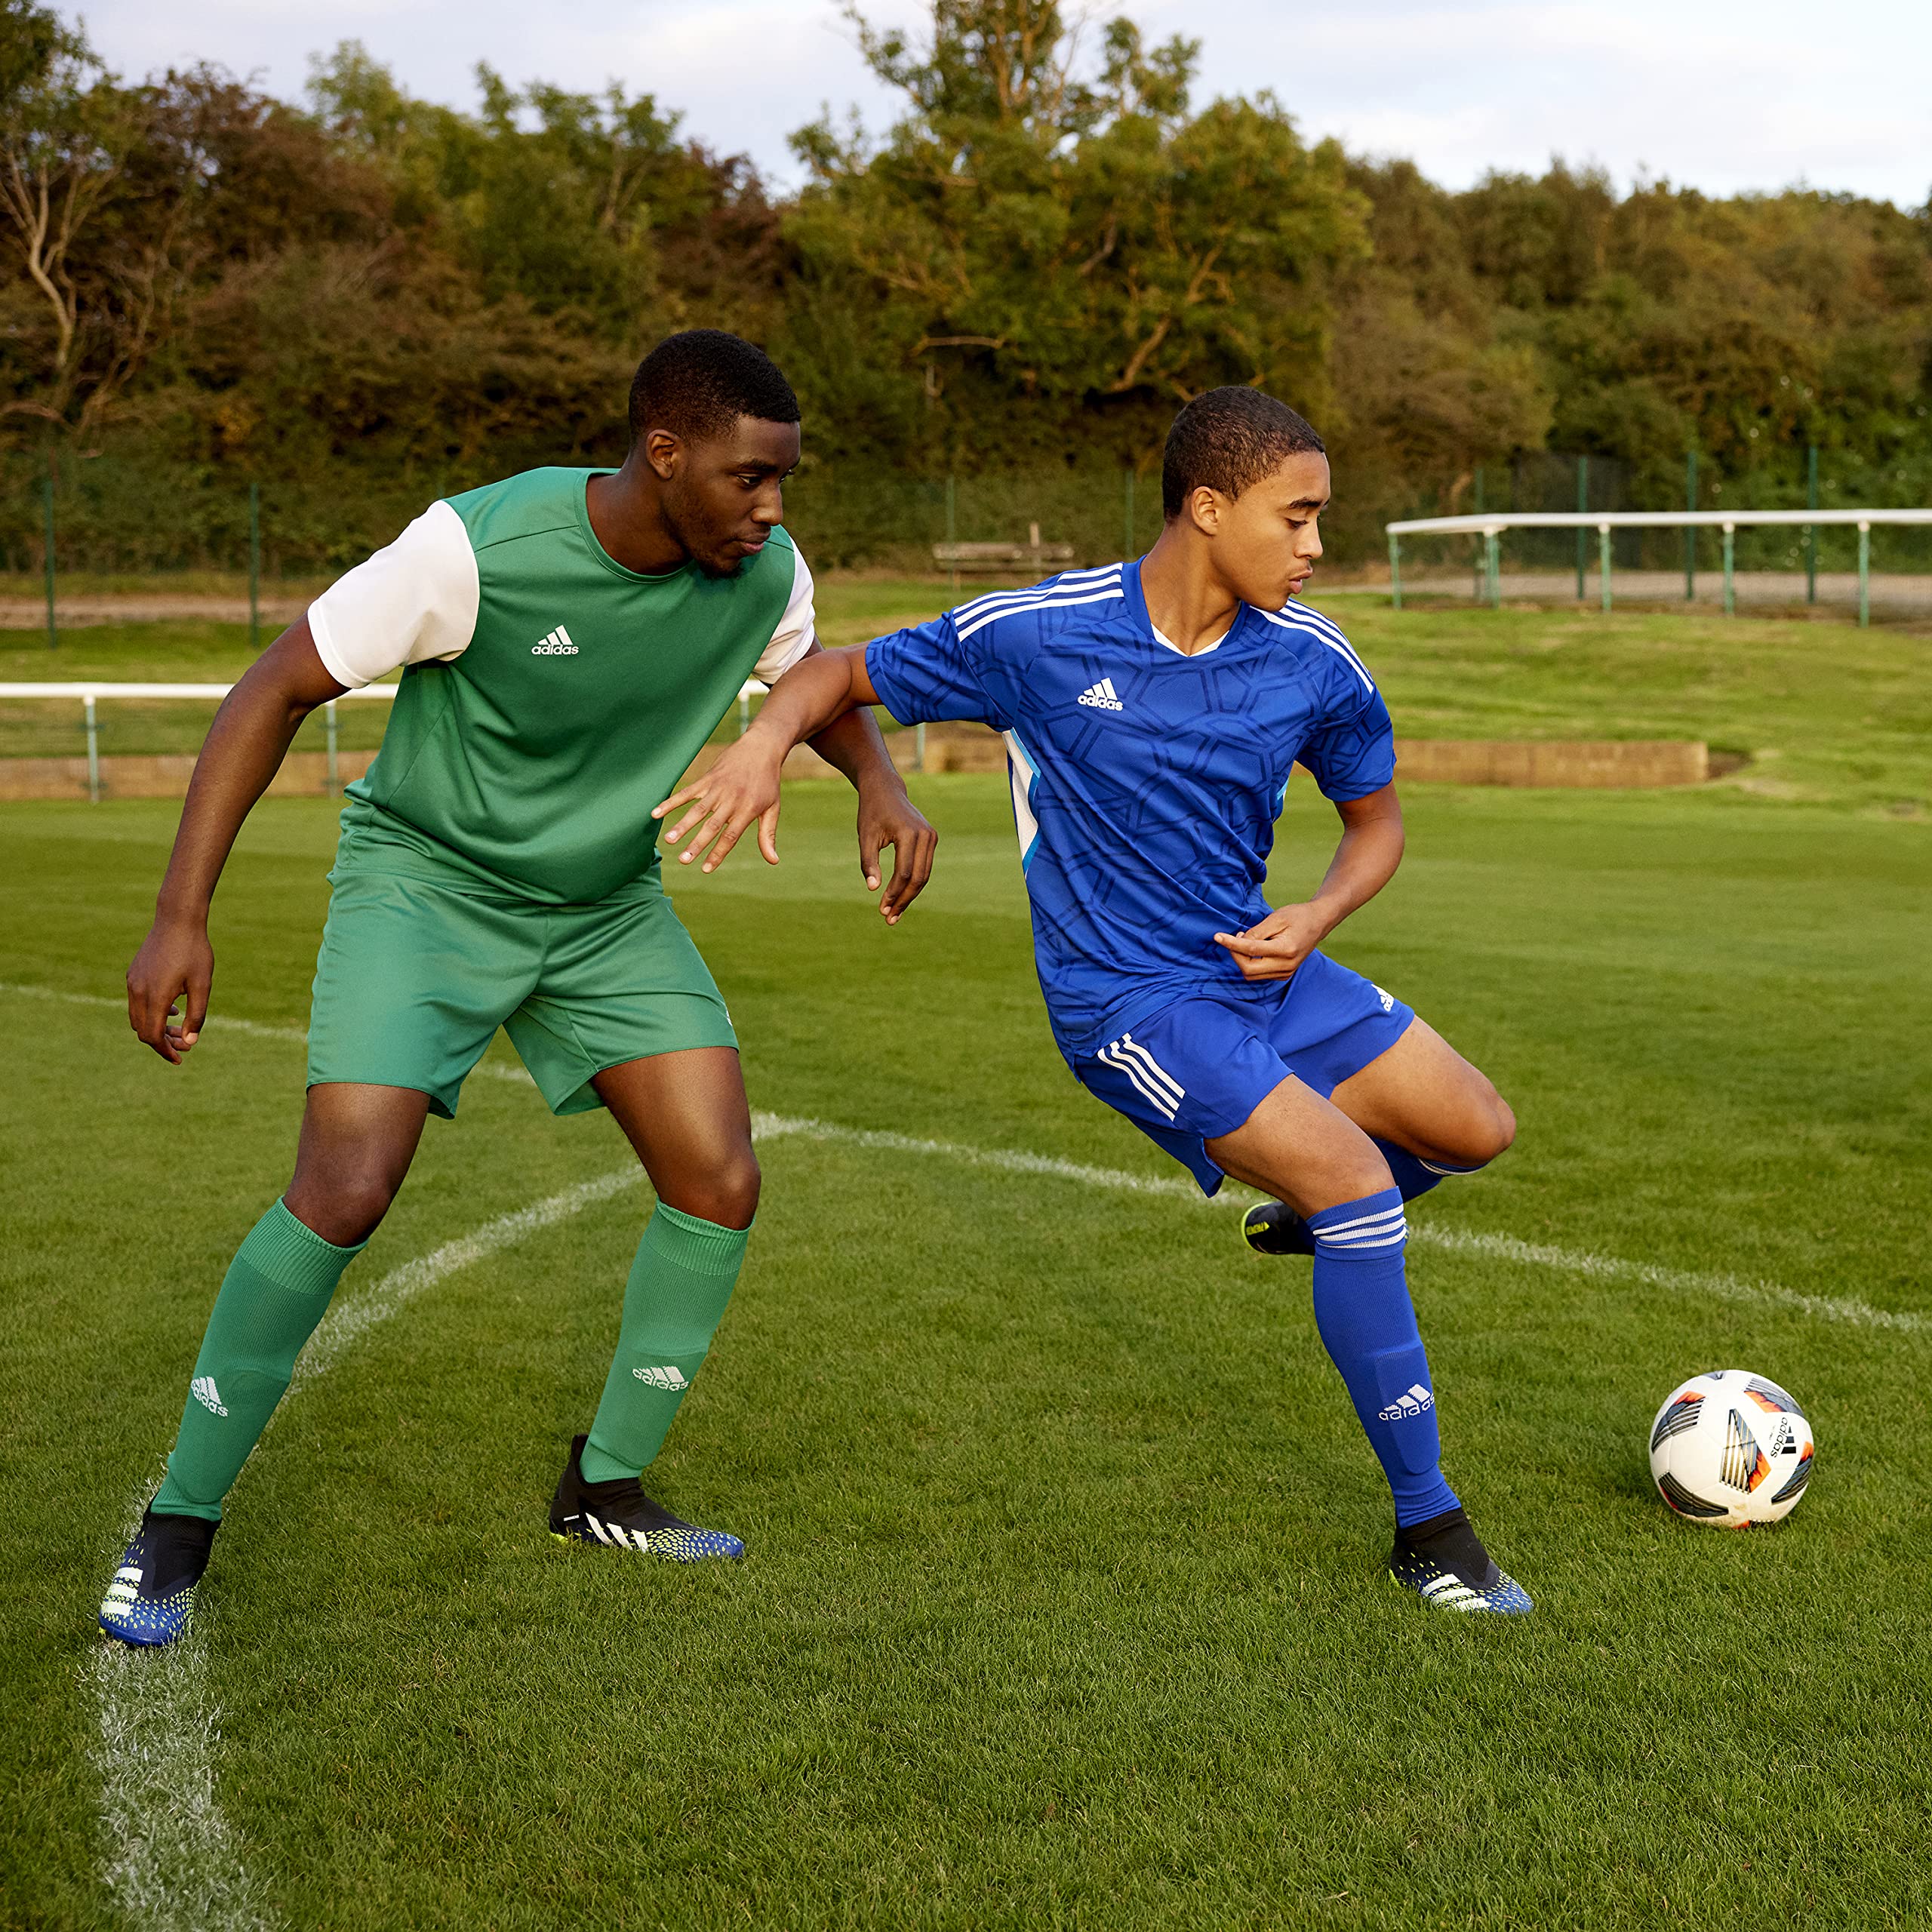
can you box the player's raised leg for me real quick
[99,1084,428,1646]
[546,1047,758,1561]
[1244,1017,1516,1254]
[1209,1075,1531,1614]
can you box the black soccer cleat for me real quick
[549,1434,744,1561]
[98,1509,218,1647]
[1387,1506,1532,1615]
[1242,1199,1316,1257]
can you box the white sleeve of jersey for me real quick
[306,500,481,691]
[752,543,817,684]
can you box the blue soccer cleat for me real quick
[549,1434,744,1561]
[98,1509,217,1647]
[1387,1508,1532,1615]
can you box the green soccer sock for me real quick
[580,1204,750,1483]
[149,1199,366,1523]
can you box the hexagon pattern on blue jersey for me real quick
[867,562,1395,1052]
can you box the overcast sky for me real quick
[73,0,1932,208]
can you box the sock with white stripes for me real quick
[150,1200,367,1523]
[1306,1188,1459,1527]
[580,1204,749,1484]
[1374,1140,1484,1203]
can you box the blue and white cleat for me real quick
[549,1434,745,1561]
[1388,1509,1533,1615]
[98,1509,217,1647]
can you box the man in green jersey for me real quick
[100,331,936,1647]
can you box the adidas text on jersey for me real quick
[1077,676,1124,711]
[531,625,578,656]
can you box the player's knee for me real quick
[665,1149,760,1231]
[283,1166,400,1247]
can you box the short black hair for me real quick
[629,330,800,447]
[1161,387,1325,518]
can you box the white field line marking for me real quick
[752,1112,1927,1335]
[85,1623,272,1932]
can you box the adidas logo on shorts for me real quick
[531,626,579,656]
[632,1364,690,1391]
[1076,677,1124,711]
[191,1375,227,1417]
[1377,1383,1434,1423]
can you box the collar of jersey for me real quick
[1121,556,1262,657]
[572,469,702,586]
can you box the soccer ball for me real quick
[1647,1370,1814,1527]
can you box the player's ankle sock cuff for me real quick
[139,1508,219,1594]
[646,1202,752,1274]
[255,1198,368,1296]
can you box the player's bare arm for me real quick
[783,645,937,921]
[1213,783,1404,982]
[126,617,346,1063]
[654,645,906,892]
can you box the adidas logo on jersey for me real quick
[531,626,579,656]
[1377,1382,1434,1423]
[1373,983,1396,1014]
[191,1375,227,1417]
[1076,677,1124,711]
[632,1364,690,1391]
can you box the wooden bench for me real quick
[933,523,1075,576]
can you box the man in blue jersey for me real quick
[657,388,1530,1614]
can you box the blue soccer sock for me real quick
[1373,1140,1483,1204]
[1306,1187,1459,1527]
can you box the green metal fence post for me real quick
[1805,445,1818,603]
[1472,466,1484,601]
[1857,521,1870,627]
[1684,450,1697,601]
[945,474,957,595]
[325,700,339,796]
[1598,523,1613,613]
[1574,455,1588,599]
[1123,467,1135,561]
[1721,524,1735,615]
[1486,528,1502,609]
[42,463,57,651]
[915,722,926,774]
[248,481,261,651]
[84,694,99,802]
[1388,530,1402,611]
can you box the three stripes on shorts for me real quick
[1098,1031,1185,1120]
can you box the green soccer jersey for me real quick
[308,466,815,905]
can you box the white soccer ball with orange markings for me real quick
[1647,1370,1814,1527]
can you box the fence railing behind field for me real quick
[0,680,782,802]
[1386,509,1932,623]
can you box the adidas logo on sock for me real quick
[1377,1382,1434,1423]
[632,1364,690,1391]
[531,625,579,656]
[191,1375,227,1417]
[1076,677,1124,711]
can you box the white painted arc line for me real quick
[14,980,1919,1335]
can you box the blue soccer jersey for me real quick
[864,558,1395,1055]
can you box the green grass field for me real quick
[5,583,1930,1928]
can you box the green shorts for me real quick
[307,870,737,1118]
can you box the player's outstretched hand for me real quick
[127,918,214,1065]
[856,783,938,924]
[1212,903,1330,981]
[654,740,786,873]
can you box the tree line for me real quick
[3,0,1928,572]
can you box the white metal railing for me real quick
[1383,506,1932,622]
[0,678,772,802]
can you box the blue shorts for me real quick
[1069,952,1415,1195]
